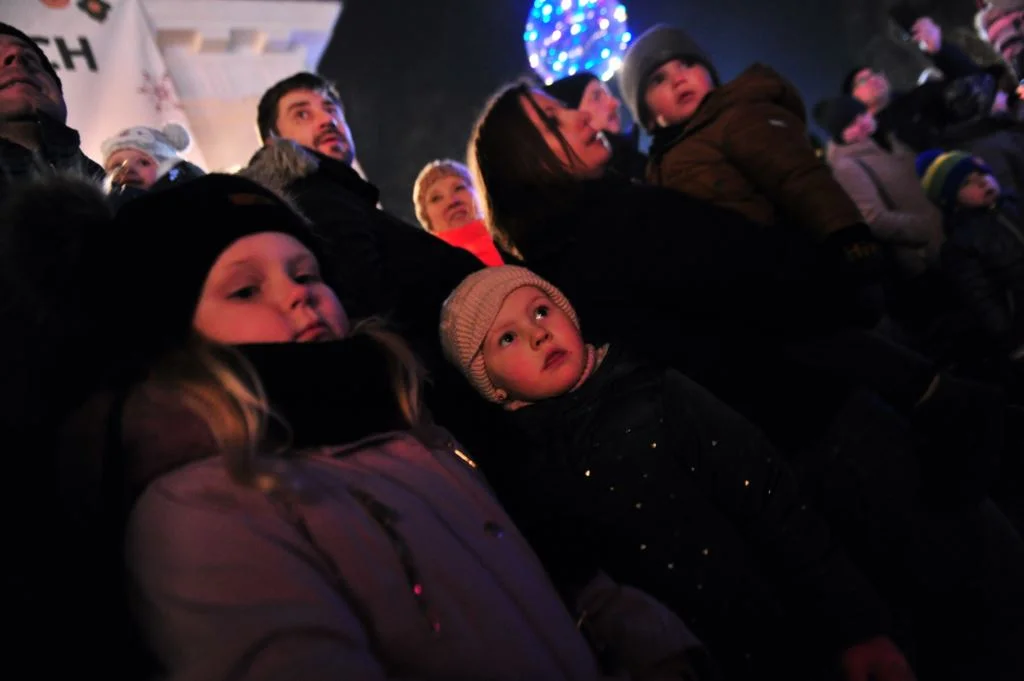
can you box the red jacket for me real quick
[436,220,504,266]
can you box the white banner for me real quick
[8,0,206,170]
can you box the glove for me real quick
[821,224,888,327]
[822,223,885,284]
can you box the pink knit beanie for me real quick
[440,266,579,402]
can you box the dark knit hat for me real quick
[619,24,720,129]
[812,96,868,143]
[841,66,869,95]
[106,174,330,356]
[544,72,599,108]
[915,149,994,207]
[0,22,62,91]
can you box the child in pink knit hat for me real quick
[439,265,908,681]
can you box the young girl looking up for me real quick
[440,265,911,681]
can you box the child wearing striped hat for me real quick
[916,148,1024,355]
[916,149,1001,211]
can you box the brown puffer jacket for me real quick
[647,64,864,241]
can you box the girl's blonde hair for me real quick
[148,319,429,492]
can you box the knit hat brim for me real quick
[439,266,579,402]
[101,122,192,182]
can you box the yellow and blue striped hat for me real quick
[916,149,992,207]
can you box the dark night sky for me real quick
[316,0,970,225]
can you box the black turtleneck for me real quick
[237,335,413,450]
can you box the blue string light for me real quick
[524,0,632,85]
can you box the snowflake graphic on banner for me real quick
[138,71,183,114]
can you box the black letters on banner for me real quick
[31,36,99,73]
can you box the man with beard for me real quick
[256,71,372,183]
[246,72,492,453]
[0,22,102,201]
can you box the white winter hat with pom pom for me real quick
[100,122,191,178]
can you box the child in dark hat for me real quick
[618,24,882,299]
[917,149,1024,356]
[544,71,648,180]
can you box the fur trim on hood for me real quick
[238,138,382,211]
[238,138,322,197]
[236,139,319,215]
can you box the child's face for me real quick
[957,171,1001,209]
[106,148,159,189]
[578,79,623,134]
[194,232,350,345]
[482,286,586,402]
[643,59,715,129]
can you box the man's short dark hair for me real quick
[256,72,344,143]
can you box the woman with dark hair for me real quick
[468,80,891,443]
[467,80,1024,681]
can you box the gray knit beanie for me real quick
[619,24,719,130]
[439,266,579,402]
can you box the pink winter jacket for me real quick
[121,389,699,681]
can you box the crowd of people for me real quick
[3,5,1024,680]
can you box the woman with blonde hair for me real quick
[412,158,503,266]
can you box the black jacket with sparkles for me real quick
[503,346,891,681]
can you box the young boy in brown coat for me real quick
[619,24,880,281]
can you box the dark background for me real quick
[318,0,993,225]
